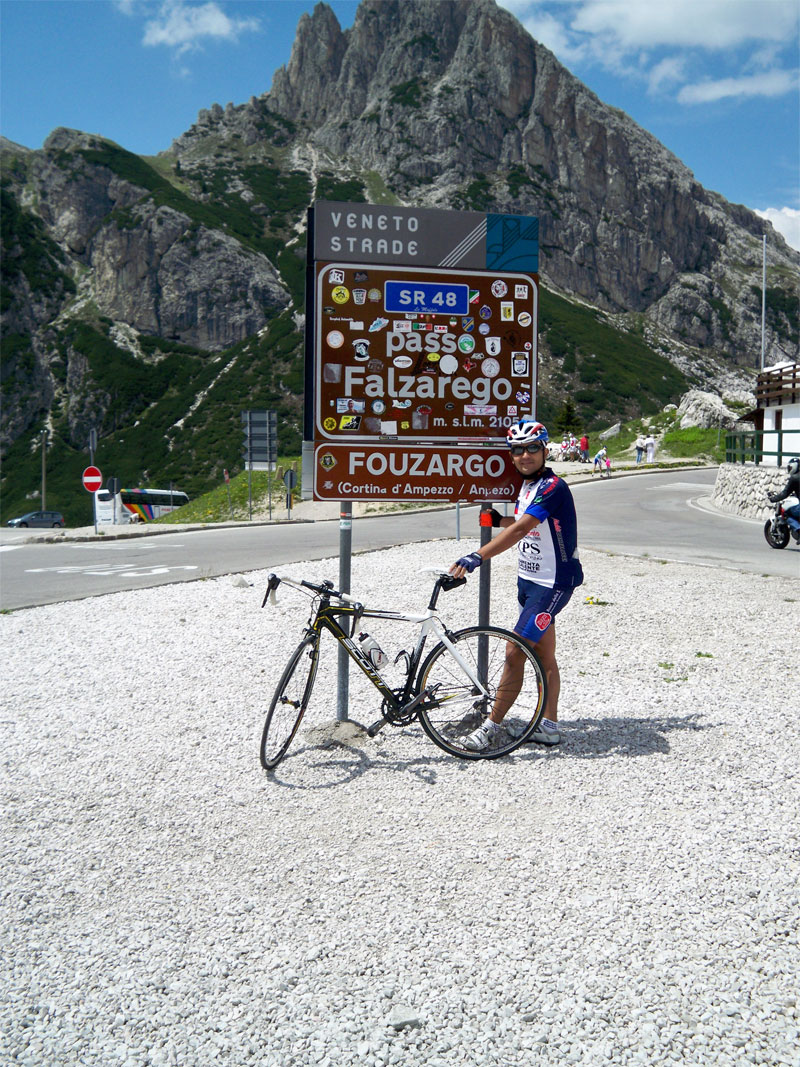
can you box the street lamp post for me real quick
[761,235,766,371]
[41,430,47,510]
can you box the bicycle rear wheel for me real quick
[260,635,319,769]
[415,626,547,760]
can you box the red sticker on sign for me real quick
[534,612,552,631]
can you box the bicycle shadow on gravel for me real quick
[264,739,449,790]
[262,714,713,789]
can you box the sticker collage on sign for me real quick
[315,263,538,445]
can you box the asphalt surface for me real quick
[1,467,797,610]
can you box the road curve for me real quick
[1,469,796,610]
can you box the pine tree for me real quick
[555,397,581,436]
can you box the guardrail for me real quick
[725,429,800,465]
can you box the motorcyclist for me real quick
[768,457,800,523]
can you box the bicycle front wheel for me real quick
[260,635,319,770]
[416,626,547,760]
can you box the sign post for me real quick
[82,466,102,492]
[283,467,297,519]
[82,466,102,533]
[242,409,278,521]
[106,477,121,526]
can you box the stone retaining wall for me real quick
[711,463,791,520]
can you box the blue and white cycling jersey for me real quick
[515,471,583,588]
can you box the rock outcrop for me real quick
[676,390,743,431]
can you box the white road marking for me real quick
[67,542,186,551]
[25,564,199,577]
[686,495,762,524]
[644,482,717,491]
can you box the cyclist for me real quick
[450,418,583,751]
[768,456,800,521]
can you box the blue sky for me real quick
[1,0,798,249]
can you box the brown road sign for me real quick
[315,262,538,446]
[313,443,523,504]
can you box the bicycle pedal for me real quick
[366,718,387,738]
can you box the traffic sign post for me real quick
[223,469,233,518]
[82,466,102,533]
[82,466,102,492]
[283,467,297,518]
[242,409,278,521]
[313,262,538,454]
[106,477,121,525]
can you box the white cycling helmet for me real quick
[507,418,549,448]
[788,457,800,476]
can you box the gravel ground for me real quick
[2,542,798,1067]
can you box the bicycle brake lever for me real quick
[439,575,467,592]
[262,573,281,608]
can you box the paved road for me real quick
[1,470,796,610]
[574,469,799,579]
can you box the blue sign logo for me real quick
[385,281,470,316]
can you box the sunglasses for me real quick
[510,444,544,456]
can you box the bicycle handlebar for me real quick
[262,570,466,609]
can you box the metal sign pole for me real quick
[89,429,98,535]
[478,504,492,683]
[247,411,253,521]
[336,501,353,721]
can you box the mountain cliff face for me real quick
[174,0,797,356]
[1,0,798,519]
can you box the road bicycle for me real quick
[259,569,548,768]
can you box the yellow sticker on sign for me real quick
[331,286,350,304]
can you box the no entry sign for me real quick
[82,465,102,492]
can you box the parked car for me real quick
[6,510,65,528]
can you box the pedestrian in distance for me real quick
[580,433,589,463]
[450,419,584,751]
[645,433,656,463]
[593,445,608,475]
[635,433,646,464]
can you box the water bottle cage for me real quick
[394,649,412,675]
[348,603,364,638]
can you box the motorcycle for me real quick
[763,500,800,550]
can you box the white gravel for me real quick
[2,541,798,1067]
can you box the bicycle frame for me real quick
[266,573,493,722]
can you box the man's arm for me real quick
[450,513,539,577]
[769,479,792,502]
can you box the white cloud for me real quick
[755,207,800,252]
[143,1,259,55]
[571,0,798,50]
[647,56,687,94]
[520,10,587,65]
[678,68,799,104]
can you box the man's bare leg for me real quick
[488,625,559,724]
